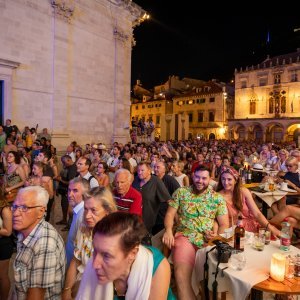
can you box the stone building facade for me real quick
[173,81,234,140]
[229,49,300,144]
[0,0,146,149]
[131,78,234,141]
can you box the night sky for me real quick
[131,3,300,89]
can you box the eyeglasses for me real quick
[11,205,43,212]
[214,157,221,160]
[286,165,295,168]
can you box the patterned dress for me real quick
[169,185,227,247]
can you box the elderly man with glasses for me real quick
[12,186,66,300]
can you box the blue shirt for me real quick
[65,201,84,268]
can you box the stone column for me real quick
[181,114,186,140]
[165,114,172,141]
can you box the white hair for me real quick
[115,168,132,180]
[18,186,49,207]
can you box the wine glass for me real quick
[228,250,246,270]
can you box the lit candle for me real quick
[244,162,249,168]
[253,156,257,163]
[270,253,286,282]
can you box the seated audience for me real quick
[62,186,117,299]
[76,212,175,299]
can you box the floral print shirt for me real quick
[74,229,93,280]
[169,185,227,247]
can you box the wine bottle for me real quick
[246,165,252,184]
[234,215,245,251]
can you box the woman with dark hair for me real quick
[25,161,54,199]
[4,151,26,201]
[216,166,280,237]
[118,157,132,173]
[95,161,110,187]
[75,148,83,162]
[3,137,17,154]
[76,212,175,300]
[0,196,13,299]
[90,149,102,174]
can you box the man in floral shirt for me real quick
[163,165,229,300]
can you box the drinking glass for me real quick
[228,250,246,271]
[253,234,265,251]
[259,227,271,245]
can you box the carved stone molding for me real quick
[51,0,75,22]
[113,27,129,42]
[0,58,20,69]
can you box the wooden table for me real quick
[251,276,300,299]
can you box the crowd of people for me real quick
[1,118,300,299]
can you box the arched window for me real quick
[269,97,274,113]
[281,96,286,113]
[250,100,256,114]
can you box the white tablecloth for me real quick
[252,190,287,207]
[192,240,300,300]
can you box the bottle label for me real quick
[240,236,245,250]
[281,237,291,247]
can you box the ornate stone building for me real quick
[173,80,234,140]
[0,0,147,148]
[229,49,300,144]
[130,76,207,140]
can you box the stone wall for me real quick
[0,0,142,149]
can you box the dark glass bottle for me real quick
[246,165,252,184]
[234,215,245,251]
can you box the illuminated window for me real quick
[259,78,267,86]
[198,112,204,122]
[156,115,160,124]
[250,100,256,114]
[274,74,281,84]
[291,72,298,82]
[208,111,215,122]
[269,97,274,113]
[281,96,286,113]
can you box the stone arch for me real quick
[286,123,300,145]
[209,133,215,140]
[235,123,246,141]
[248,122,263,142]
[265,122,284,143]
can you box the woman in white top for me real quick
[171,161,189,187]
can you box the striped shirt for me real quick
[13,219,66,300]
[113,186,143,216]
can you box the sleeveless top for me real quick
[114,246,176,300]
[226,196,259,232]
[6,170,22,187]
[174,173,187,187]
